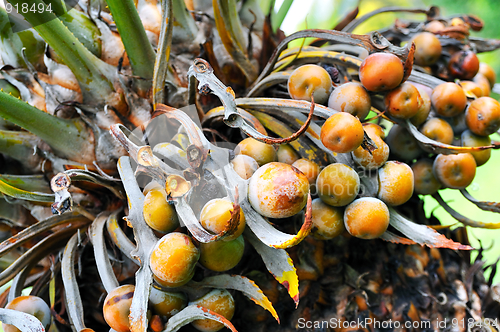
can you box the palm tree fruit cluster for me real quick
[0,1,499,332]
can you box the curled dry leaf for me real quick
[188,274,279,322]
[241,194,313,250]
[272,48,362,74]
[0,308,45,332]
[117,157,158,332]
[62,231,89,331]
[187,59,290,144]
[106,211,138,263]
[244,228,300,307]
[90,212,120,293]
[433,192,500,229]
[0,211,87,258]
[249,110,329,166]
[388,208,473,249]
[403,120,500,155]
[163,305,237,332]
[203,106,268,135]
[253,29,414,86]
[380,231,417,245]
[461,189,500,213]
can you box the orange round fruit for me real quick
[378,161,414,206]
[412,32,442,66]
[359,53,404,92]
[234,138,276,166]
[465,96,500,136]
[411,159,441,195]
[200,198,246,241]
[287,64,333,103]
[150,232,200,287]
[311,198,345,240]
[461,130,492,166]
[479,62,496,87]
[191,289,235,332]
[143,188,179,233]
[248,162,309,218]
[103,285,135,332]
[344,198,390,239]
[231,154,259,180]
[4,296,51,332]
[431,82,467,117]
[433,153,477,189]
[420,118,454,144]
[149,287,188,319]
[316,163,360,207]
[321,112,364,153]
[384,82,421,119]
[327,82,371,120]
[352,130,389,169]
[277,144,300,164]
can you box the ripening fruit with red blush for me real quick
[411,159,441,195]
[384,82,422,119]
[190,289,235,332]
[103,285,135,332]
[465,96,500,136]
[344,197,390,239]
[359,53,404,92]
[327,82,371,120]
[433,153,476,189]
[4,296,51,332]
[378,161,414,206]
[321,112,364,153]
[420,118,454,144]
[150,232,199,287]
[448,50,480,80]
[411,32,442,66]
[287,64,333,104]
[248,162,309,218]
[431,82,467,117]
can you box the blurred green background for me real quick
[269,0,500,283]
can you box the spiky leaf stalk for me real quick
[6,0,116,104]
[105,0,156,81]
[0,92,95,163]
